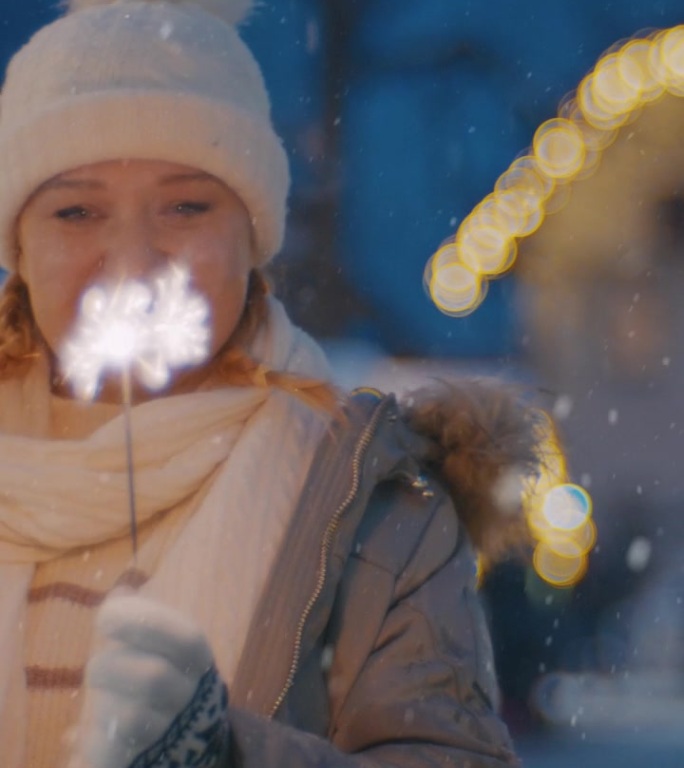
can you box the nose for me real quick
[100,216,167,282]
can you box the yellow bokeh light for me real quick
[423,243,458,294]
[621,39,664,102]
[543,518,597,558]
[576,120,618,153]
[578,73,633,130]
[448,198,522,276]
[458,223,517,276]
[429,262,485,316]
[494,187,545,237]
[423,27,684,591]
[542,483,592,531]
[592,52,644,116]
[533,119,587,180]
[561,97,619,151]
[521,417,597,588]
[427,24,684,334]
[540,535,585,560]
[527,505,552,540]
[659,26,684,96]
[466,195,520,237]
[560,97,620,165]
[495,155,555,203]
[431,243,460,271]
[648,30,672,87]
[647,28,684,95]
[533,543,588,588]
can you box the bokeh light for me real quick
[542,484,592,531]
[426,24,684,318]
[533,119,587,180]
[592,52,644,117]
[423,26,684,586]
[659,26,684,96]
[457,218,518,276]
[494,187,545,237]
[428,261,485,316]
[544,518,597,558]
[578,73,633,130]
[622,39,663,103]
[521,415,595,588]
[533,542,589,588]
[531,481,595,587]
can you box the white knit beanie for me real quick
[0,0,289,269]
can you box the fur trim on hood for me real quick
[402,378,555,568]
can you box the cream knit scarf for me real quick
[0,298,331,768]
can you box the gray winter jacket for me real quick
[225,388,529,767]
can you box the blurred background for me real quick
[4,2,684,765]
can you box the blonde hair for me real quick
[0,273,36,376]
[0,269,340,412]
[215,271,340,411]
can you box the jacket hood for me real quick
[400,378,553,567]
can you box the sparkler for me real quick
[61,264,211,559]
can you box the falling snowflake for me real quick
[625,537,652,572]
[61,265,211,400]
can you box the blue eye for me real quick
[55,206,90,220]
[173,201,211,216]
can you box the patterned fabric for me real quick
[130,665,229,768]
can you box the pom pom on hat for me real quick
[64,0,254,26]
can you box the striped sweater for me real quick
[23,514,174,767]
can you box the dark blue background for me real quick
[3,1,683,356]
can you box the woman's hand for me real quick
[70,594,229,768]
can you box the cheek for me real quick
[26,281,82,352]
[19,250,94,351]
[20,223,81,299]
[183,229,252,342]
[193,263,250,350]
[205,266,250,350]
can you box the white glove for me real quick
[70,594,229,768]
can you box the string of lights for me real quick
[425,25,684,319]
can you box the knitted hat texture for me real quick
[0,0,289,269]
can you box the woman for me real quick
[0,1,541,766]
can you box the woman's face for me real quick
[17,159,254,396]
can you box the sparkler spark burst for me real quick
[61,265,211,399]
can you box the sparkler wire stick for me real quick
[61,264,211,563]
[121,366,139,563]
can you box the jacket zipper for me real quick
[269,396,392,717]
